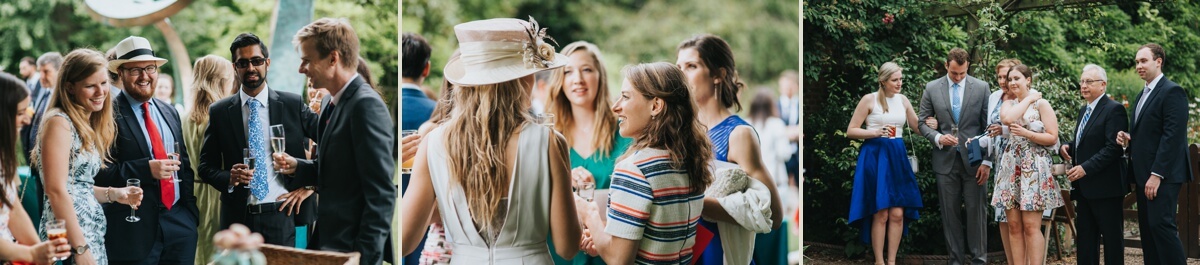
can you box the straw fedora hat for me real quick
[443,17,568,86]
[107,36,168,74]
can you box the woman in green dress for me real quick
[547,41,633,265]
[181,55,235,265]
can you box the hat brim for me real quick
[443,53,567,87]
[108,55,169,74]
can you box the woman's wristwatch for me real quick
[72,244,90,255]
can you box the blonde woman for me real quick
[845,62,922,265]
[32,49,143,265]
[546,41,632,265]
[181,55,235,265]
[401,17,582,264]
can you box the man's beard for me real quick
[242,74,265,90]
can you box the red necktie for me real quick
[142,102,174,210]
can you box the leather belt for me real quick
[247,202,285,215]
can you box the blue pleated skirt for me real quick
[848,137,923,243]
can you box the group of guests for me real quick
[399,17,796,264]
[846,43,1191,265]
[1,17,397,265]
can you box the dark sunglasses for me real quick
[235,58,268,68]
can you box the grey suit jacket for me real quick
[918,75,991,175]
[293,76,396,264]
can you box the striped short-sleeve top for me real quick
[605,148,704,265]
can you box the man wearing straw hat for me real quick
[95,36,199,265]
[274,18,396,265]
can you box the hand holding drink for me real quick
[46,220,69,261]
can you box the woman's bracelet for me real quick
[106,187,114,203]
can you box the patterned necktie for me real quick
[247,99,269,201]
[1076,106,1092,145]
[141,102,175,209]
[951,83,962,123]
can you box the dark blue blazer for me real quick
[400,86,435,131]
[95,92,199,261]
[1128,76,1193,185]
[294,76,395,265]
[1064,96,1129,199]
[197,89,320,228]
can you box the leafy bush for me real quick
[805,0,1200,258]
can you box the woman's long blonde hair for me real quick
[444,77,532,232]
[548,41,618,157]
[31,48,116,166]
[188,55,235,124]
[876,62,902,113]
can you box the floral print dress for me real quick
[991,100,1065,212]
[34,111,108,265]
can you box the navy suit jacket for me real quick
[1064,96,1129,199]
[400,85,435,131]
[293,76,396,264]
[1128,76,1192,185]
[197,89,320,228]
[95,92,199,261]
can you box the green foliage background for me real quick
[402,0,800,100]
[805,0,1200,257]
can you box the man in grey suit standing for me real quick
[918,48,992,265]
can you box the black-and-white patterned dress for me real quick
[35,111,108,264]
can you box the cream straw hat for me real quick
[443,17,567,86]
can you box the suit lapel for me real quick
[228,96,248,147]
[116,92,152,155]
[152,99,180,140]
[269,89,283,127]
[1080,97,1109,143]
[1133,78,1169,130]
[320,76,364,157]
[938,77,954,125]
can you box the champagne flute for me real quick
[951,124,960,147]
[1122,132,1130,159]
[125,179,141,222]
[236,148,256,192]
[270,125,286,174]
[167,142,182,183]
[46,220,68,261]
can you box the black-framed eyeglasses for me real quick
[120,65,158,76]
[1079,79,1104,85]
[235,58,268,69]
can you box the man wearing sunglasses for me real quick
[197,33,320,250]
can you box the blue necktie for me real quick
[247,99,269,201]
[951,83,962,123]
[1076,106,1092,145]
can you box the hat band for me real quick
[459,41,530,73]
[118,48,155,60]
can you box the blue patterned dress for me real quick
[696,115,789,265]
[35,111,108,265]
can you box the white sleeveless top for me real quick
[425,123,554,265]
[865,92,907,138]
